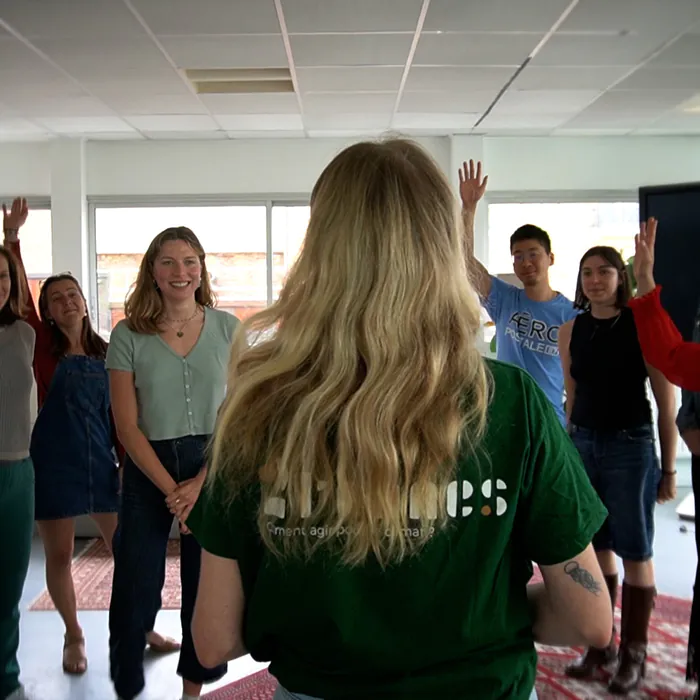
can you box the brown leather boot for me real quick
[565,573,619,679]
[608,582,656,694]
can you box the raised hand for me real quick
[458,160,488,211]
[633,217,657,296]
[2,197,29,237]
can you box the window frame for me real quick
[87,195,310,330]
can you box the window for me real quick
[487,201,640,300]
[12,208,52,307]
[94,205,268,337]
[271,205,310,300]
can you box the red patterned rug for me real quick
[29,538,182,611]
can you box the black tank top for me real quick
[570,307,652,430]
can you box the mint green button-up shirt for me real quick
[105,308,240,441]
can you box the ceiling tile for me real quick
[13,96,115,118]
[226,130,306,138]
[648,34,700,66]
[290,33,412,67]
[34,116,136,134]
[616,66,700,90]
[641,112,700,132]
[200,93,300,114]
[33,37,177,82]
[559,0,700,37]
[0,0,145,39]
[392,112,479,131]
[303,92,396,115]
[405,66,514,91]
[80,131,146,140]
[413,32,540,66]
[478,112,571,129]
[303,113,391,130]
[124,115,219,131]
[142,131,227,140]
[584,89,699,112]
[216,114,305,130]
[424,0,574,32]
[492,89,601,115]
[512,65,631,90]
[531,35,659,66]
[102,94,208,116]
[130,0,281,35]
[283,0,423,33]
[562,89,696,128]
[0,118,47,136]
[159,35,288,69]
[398,90,496,113]
[297,67,403,93]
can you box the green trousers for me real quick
[0,458,34,700]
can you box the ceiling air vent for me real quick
[184,68,294,94]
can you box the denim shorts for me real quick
[569,424,661,561]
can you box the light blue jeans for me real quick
[273,685,539,699]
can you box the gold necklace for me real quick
[163,306,200,338]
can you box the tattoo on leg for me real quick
[564,561,602,596]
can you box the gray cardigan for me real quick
[0,320,36,460]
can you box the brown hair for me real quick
[0,245,27,325]
[38,274,108,358]
[574,245,631,311]
[123,226,215,334]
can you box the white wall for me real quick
[86,136,452,197]
[0,142,50,195]
[478,135,700,194]
[2,133,700,200]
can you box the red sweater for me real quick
[628,285,700,392]
[8,240,125,462]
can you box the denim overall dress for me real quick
[30,354,120,520]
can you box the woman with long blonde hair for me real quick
[106,227,240,700]
[187,139,612,700]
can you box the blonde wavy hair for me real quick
[209,138,491,566]
[124,226,215,334]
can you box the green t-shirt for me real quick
[187,359,607,700]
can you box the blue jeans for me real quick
[273,686,539,699]
[569,424,661,561]
[108,436,227,700]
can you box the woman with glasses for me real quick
[2,199,176,678]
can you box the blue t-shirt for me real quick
[484,276,578,424]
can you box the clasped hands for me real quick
[166,469,206,534]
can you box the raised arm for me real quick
[2,198,42,331]
[629,218,700,391]
[458,160,491,299]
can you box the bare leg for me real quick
[89,512,179,653]
[596,549,619,578]
[183,679,203,698]
[623,559,655,588]
[36,519,87,674]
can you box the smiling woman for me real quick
[105,225,240,700]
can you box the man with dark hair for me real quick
[459,161,577,424]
